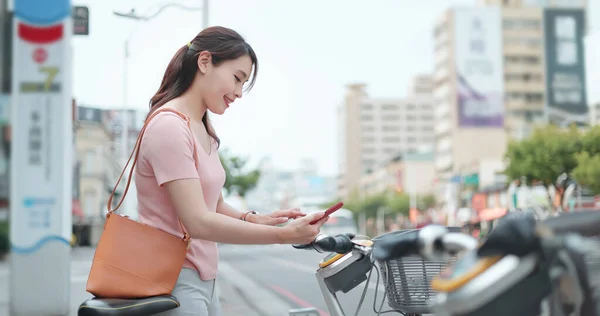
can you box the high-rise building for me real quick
[585,32,600,125]
[432,1,588,181]
[337,75,435,198]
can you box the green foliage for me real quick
[504,124,581,185]
[419,194,437,209]
[505,123,600,194]
[219,150,261,197]
[387,194,410,216]
[572,151,600,194]
[0,221,8,255]
[327,191,411,217]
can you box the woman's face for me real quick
[198,53,253,115]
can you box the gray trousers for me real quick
[157,268,222,316]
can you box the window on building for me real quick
[362,159,375,166]
[503,18,540,30]
[85,149,95,174]
[525,93,544,102]
[382,115,401,121]
[362,136,375,143]
[83,189,96,217]
[382,136,401,143]
[362,147,376,154]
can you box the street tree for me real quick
[504,124,581,185]
[572,125,600,194]
[219,150,261,197]
[572,151,600,194]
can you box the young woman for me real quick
[135,26,329,315]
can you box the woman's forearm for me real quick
[216,195,257,222]
[216,199,244,218]
[192,211,282,244]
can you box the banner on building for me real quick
[454,7,504,127]
[543,8,587,117]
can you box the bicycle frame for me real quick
[287,270,350,316]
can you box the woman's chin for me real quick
[208,107,226,115]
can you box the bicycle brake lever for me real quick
[292,243,314,250]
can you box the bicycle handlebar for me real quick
[293,226,478,262]
[420,225,479,260]
[292,233,356,254]
[542,210,600,237]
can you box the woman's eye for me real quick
[234,75,241,83]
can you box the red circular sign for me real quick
[32,47,47,64]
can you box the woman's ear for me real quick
[197,51,212,74]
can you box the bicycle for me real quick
[288,210,600,316]
[287,226,476,316]
[76,210,600,316]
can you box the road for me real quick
[219,243,400,316]
[0,247,266,316]
[0,247,94,316]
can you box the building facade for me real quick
[358,150,437,199]
[337,75,435,198]
[432,0,588,182]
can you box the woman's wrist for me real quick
[273,226,287,244]
[239,210,257,222]
[246,212,258,223]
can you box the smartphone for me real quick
[310,201,344,225]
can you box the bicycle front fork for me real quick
[288,272,346,316]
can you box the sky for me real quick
[69,0,600,176]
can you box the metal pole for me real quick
[202,0,209,29]
[120,39,130,216]
[0,0,5,93]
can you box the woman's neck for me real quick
[177,89,208,123]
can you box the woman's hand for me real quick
[277,212,329,244]
[248,208,305,226]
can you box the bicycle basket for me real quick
[378,255,456,314]
[374,228,460,314]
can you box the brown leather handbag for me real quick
[86,108,195,299]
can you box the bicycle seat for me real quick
[78,295,179,316]
[371,229,419,261]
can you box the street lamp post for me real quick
[113,1,207,217]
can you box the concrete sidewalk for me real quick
[218,261,294,316]
[0,249,277,316]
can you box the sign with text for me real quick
[454,7,504,127]
[72,6,89,36]
[543,8,588,117]
[10,0,72,314]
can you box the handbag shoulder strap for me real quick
[106,107,196,243]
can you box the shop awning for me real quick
[72,200,84,218]
[478,207,507,222]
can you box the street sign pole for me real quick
[10,0,72,314]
